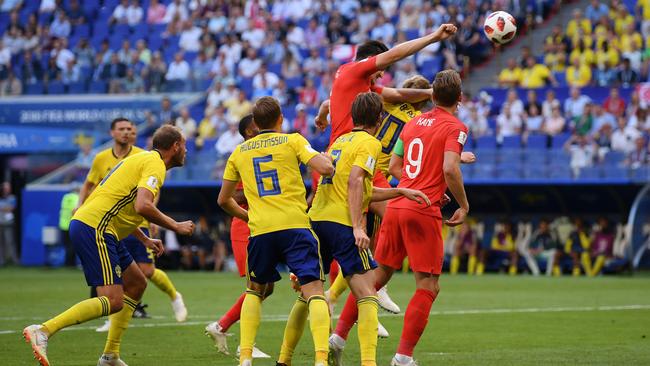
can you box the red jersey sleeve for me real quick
[350,56,379,79]
[444,124,469,154]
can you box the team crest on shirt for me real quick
[458,131,468,146]
[146,176,158,189]
[365,156,376,171]
[115,265,122,278]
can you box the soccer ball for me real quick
[483,11,517,44]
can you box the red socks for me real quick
[397,288,437,356]
[334,293,357,340]
[218,292,246,332]
[329,261,340,284]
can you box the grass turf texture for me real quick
[2,268,650,365]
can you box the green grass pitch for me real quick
[2,267,650,365]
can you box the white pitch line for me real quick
[1,304,649,336]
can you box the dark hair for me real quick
[433,70,462,107]
[110,117,131,130]
[355,40,389,61]
[351,92,383,128]
[252,97,282,130]
[152,125,182,150]
[238,114,254,138]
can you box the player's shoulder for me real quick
[131,146,146,155]
[94,148,113,160]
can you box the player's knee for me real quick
[263,285,274,298]
[140,265,154,278]
[108,296,124,314]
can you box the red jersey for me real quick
[329,56,383,144]
[230,182,250,241]
[388,107,468,217]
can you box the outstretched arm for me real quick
[307,153,334,176]
[375,24,457,70]
[314,99,330,131]
[135,188,195,235]
[380,87,432,104]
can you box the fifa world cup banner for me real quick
[0,125,95,153]
[0,95,166,127]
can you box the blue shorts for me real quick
[312,221,377,277]
[70,220,134,286]
[247,228,324,285]
[122,228,154,264]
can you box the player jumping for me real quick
[217,97,334,366]
[23,125,195,366]
[330,70,471,366]
[276,92,431,366]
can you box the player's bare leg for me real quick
[391,272,440,366]
[98,261,147,366]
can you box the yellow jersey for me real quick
[86,146,145,185]
[223,132,319,236]
[614,14,635,35]
[595,48,620,68]
[73,151,166,240]
[566,65,592,87]
[309,130,381,226]
[520,64,551,88]
[566,18,592,38]
[498,67,522,85]
[569,49,595,66]
[619,32,643,53]
[375,102,420,175]
[639,0,650,20]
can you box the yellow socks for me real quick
[572,266,581,276]
[357,296,379,366]
[450,256,460,275]
[581,253,593,275]
[239,290,263,363]
[278,297,309,365]
[468,255,477,275]
[307,295,330,364]
[42,296,110,336]
[476,262,485,275]
[103,295,138,356]
[150,269,177,300]
[591,255,605,277]
[508,265,517,275]
[552,265,561,276]
[328,271,348,303]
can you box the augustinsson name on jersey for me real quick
[239,135,289,152]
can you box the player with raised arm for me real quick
[275,92,431,366]
[330,70,471,366]
[23,125,195,366]
[95,123,187,332]
[217,97,334,366]
[205,115,270,359]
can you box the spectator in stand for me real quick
[616,58,639,87]
[542,105,566,136]
[573,102,594,136]
[594,63,617,87]
[127,0,144,26]
[0,40,10,82]
[281,52,302,80]
[589,217,615,276]
[179,20,202,52]
[594,123,613,161]
[450,221,480,275]
[299,78,318,107]
[191,51,212,89]
[51,38,75,72]
[253,64,280,91]
[238,48,262,79]
[144,51,166,92]
[564,87,591,121]
[273,79,290,105]
[304,18,326,48]
[110,0,130,24]
[147,0,166,24]
[61,59,81,85]
[527,219,558,274]
[40,0,56,13]
[638,0,650,38]
[569,38,595,67]
[496,105,523,142]
[212,105,229,134]
[477,221,519,275]
[524,90,541,114]
[207,9,227,34]
[3,26,24,55]
[566,57,592,87]
[521,56,557,88]
[117,40,135,64]
[603,88,626,118]
[586,0,609,22]
[630,108,650,132]
[50,11,71,39]
[157,96,174,125]
[595,41,620,70]
[591,104,616,133]
[566,9,592,39]
[465,104,489,138]
[0,71,21,96]
[553,217,591,276]
[197,107,217,144]
[626,136,649,168]
[121,68,144,93]
[525,104,545,135]
[135,39,151,65]
[613,5,635,36]
[456,16,486,64]
[564,134,597,177]
[164,0,188,23]
[215,118,244,157]
[224,90,252,123]
[66,0,85,25]
[498,58,522,88]
[206,81,228,109]
[20,51,42,85]
[613,116,642,153]
[166,52,190,82]
[22,28,39,52]
[174,107,197,138]
[541,90,560,119]
[74,39,95,69]
[45,57,61,82]
[623,42,643,74]
[101,53,126,92]
[252,76,273,99]
[503,89,525,116]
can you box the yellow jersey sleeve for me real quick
[137,154,166,196]
[288,133,319,165]
[223,149,241,182]
[86,151,110,185]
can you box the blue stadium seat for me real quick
[24,82,45,95]
[603,166,628,179]
[238,78,254,98]
[89,80,107,93]
[47,82,66,95]
[285,77,304,90]
[496,163,522,180]
[602,151,625,166]
[404,28,419,41]
[522,165,547,180]
[268,63,282,76]
[578,166,602,180]
[473,164,496,180]
[199,78,213,91]
[419,57,442,81]
[526,134,548,149]
[498,149,524,164]
[460,164,474,179]
[67,82,87,94]
[73,24,91,38]
[476,136,497,149]
[522,150,547,165]
[474,149,498,164]
[184,51,198,64]
[554,72,566,85]
[551,133,571,149]
[501,135,522,149]
[629,167,650,182]
[547,165,571,180]
[38,12,53,25]
[148,34,163,51]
